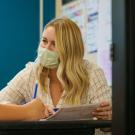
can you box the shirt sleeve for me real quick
[88,65,112,104]
[0,62,35,104]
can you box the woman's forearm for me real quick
[0,104,28,121]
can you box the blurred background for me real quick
[0,0,112,89]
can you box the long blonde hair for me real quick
[36,17,90,105]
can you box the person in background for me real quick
[0,17,112,134]
[0,98,54,121]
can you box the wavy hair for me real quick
[36,17,90,105]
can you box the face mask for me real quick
[37,47,59,69]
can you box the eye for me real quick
[42,39,48,44]
[51,41,55,47]
[52,43,55,47]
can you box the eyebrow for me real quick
[42,37,47,40]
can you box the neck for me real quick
[48,68,64,94]
[48,68,59,83]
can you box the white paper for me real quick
[40,104,99,121]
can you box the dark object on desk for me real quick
[0,120,111,135]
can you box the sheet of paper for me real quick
[40,104,99,121]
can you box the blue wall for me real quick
[43,0,55,27]
[0,0,39,89]
[0,0,55,89]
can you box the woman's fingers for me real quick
[44,105,55,118]
[92,110,111,116]
[100,101,110,107]
[96,105,112,112]
[44,107,49,118]
[91,101,112,120]
[94,113,112,120]
[47,106,55,115]
[94,115,110,120]
[92,110,112,120]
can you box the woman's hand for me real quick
[92,101,112,120]
[44,104,55,118]
[23,98,55,120]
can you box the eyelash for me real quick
[52,43,55,46]
[42,39,55,47]
[42,39,47,43]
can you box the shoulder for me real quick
[0,62,37,104]
[83,60,111,103]
[83,59,103,73]
[24,61,36,71]
[83,59,107,84]
[24,61,36,74]
[9,61,36,83]
[21,61,37,80]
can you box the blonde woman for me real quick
[0,17,111,134]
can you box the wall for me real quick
[43,0,55,27]
[0,0,55,89]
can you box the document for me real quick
[40,104,99,121]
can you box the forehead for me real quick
[42,26,55,41]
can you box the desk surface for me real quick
[0,120,111,130]
[0,120,111,135]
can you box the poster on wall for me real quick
[62,0,87,49]
[62,0,99,54]
[61,0,112,86]
[85,0,99,53]
[62,0,86,41]
[97,0,112,86]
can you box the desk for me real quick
[0,120,111,135]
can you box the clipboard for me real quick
[41,104,99,121]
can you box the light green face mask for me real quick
[37,47,59,69]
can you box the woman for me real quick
[0,17,112,134]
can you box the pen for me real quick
[33,81,59,112]
[33,81,38,99]
[53,108,59,112]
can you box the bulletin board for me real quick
[56,0,112,86]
